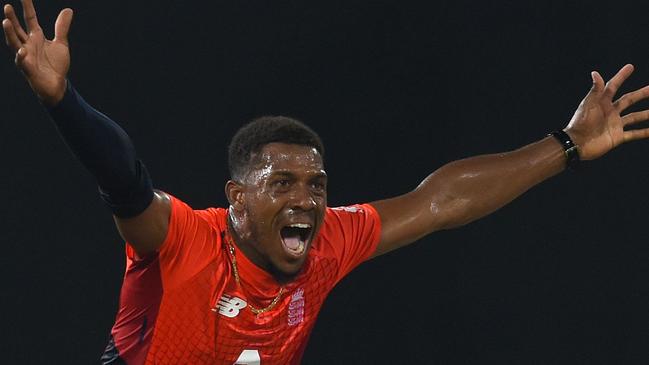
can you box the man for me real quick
[4,0,649,364]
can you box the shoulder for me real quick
[323,204,380,228]
[308,204,382,279]
[161,192,229,234]
[313,204,381,247]
[195,207,229,231]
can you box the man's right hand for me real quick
[3,0,73,106]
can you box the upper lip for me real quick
[280,219,316,242]
[285,223,312,228]
[281,213,315,228]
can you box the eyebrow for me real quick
[269,170,328,178]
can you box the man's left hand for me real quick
[565,64,649,160]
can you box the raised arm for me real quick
[3,0,170,255]
[371,65,649,257]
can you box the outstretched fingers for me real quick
[590,71,605,94]
[622,108,649,143]
[622,110,649,127]
[614,85,649,112]
[53,8,72,45]
[604,64,634,100]
[4,4,27,41]
[3,18,21,52]
[20,0,39,32]
[623,127,649,143]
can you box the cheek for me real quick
[252,185,283,206]
[246,193,282,231]
[315,196,327,211]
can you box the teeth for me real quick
[289,223,311,229]
[293,241,305,254]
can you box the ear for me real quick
[225,180,245,211]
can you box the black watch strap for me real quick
[549,130,580,169]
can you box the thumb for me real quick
[15,47,30,74]
[54,8,73,46]
[590,70,605,94]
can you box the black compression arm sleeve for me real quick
[46,80,154,218]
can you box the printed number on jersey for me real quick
[234,349,260,365]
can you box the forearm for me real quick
[46,80,153,217]
[373,66,649,257]
[419,136,566,230]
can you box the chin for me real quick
[272,232,314,278]
[271,256,308,281]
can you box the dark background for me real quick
[2,0,649,363]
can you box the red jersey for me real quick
[102,193,382,364]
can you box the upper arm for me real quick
[114,190,172,256]
[369,188,442,258]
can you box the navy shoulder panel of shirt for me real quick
[102,251,163,364]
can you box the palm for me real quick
[565,65,649,160]
[23,29,70,98]
[3,0,73,105]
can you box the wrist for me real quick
[550,130,580,169]
[39,78,68,107]
[562,127,585,148]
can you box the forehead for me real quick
[250,142,324,175]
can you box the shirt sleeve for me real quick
[321,203,382,283]
[125,193,224,290]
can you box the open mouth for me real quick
[280,223,312,257]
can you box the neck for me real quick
[226,213,295,284]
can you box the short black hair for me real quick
[228,116,325,181]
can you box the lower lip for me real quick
[281,237,308,259]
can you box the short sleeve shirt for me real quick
[105,193,382,365]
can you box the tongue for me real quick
[283,236,301,250]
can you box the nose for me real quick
[289,184,316,211]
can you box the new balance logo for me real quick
[212,294,247,318]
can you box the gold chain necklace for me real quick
[226,242,285,315]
